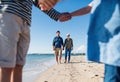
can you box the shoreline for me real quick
[23,55,56,82]
[35,55,104,82]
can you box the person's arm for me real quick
[63,39,66,50]
[33,0,60,10]
[59,1,93,22]
[61,38,64,50]
[43,9,61,21]
[70,6,92,17]
[33,0,71,21]
[53,38,56,50]
[59,6,92,22]
[71,39,73,50]
[33,0,61,21]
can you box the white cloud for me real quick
[73,45,86,53]
[78,45,86,51]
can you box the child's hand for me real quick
[59,12,72,22]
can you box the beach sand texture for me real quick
[35,55,104,82]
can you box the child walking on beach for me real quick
[59,0,120,82]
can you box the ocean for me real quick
[23,54,55,82]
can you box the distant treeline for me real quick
[28,53,85,56]
[71,53,85,56]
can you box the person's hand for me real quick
[53,47,56,51]
[71,47,73,50]
[38,0,60,10]
[59,12,72,22]
[63,47,64,50]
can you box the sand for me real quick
[35,55,104,82]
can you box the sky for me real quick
[28,0,92,54]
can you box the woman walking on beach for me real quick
[63,34,73,63]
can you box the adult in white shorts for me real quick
[0,0,61,82]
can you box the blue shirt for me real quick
[53,36,63,48]
[87,0,120,66]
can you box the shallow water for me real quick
[23,54,55,82]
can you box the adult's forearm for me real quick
[43,9,61,21]
[70,6,92,17]
[33,0,61,21]
[38,0,60,10]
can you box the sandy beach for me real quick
[35,55,104,82]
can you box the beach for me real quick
[35,55,104,82]
[0,55,104,82]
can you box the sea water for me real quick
[23,54,55,82]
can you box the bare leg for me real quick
[0,67,13,82]
[59,50,62,64]
[55,52,59,64]
[12,64,23,82]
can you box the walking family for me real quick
[0,0,120,82]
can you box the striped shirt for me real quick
[0,0,61,25]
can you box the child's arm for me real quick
[58,6,92,22]
[70,6,92,17]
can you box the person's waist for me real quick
[0,9,31,25]
[55,48,62,49]
[55,46,62,48]
[6,11,31,25]
[22,18,30,26]
[65,45,72,48]
[65,47,72,49]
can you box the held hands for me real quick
[53,47,55,51]
[59,12,72,22]
[37,0,72,21]
[62,47,64,50]
[71,47,73,50]
[38,0,60,10]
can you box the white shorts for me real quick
[0,12,30,67]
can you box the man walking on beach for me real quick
[53,31,64,64]
[63,34,73,63]
[0,0,72,82]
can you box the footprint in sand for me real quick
[44,81,48,82]
[89,65,93,68]
[84,69,87,71]
[91,74,99,78]
[95,74,99,77]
